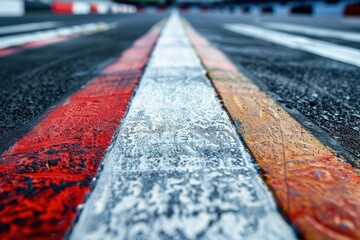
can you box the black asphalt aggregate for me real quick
[0,13,168,154]
[184,13,360,166]
[1,12,359,167]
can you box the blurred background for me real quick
[1,0,359,17]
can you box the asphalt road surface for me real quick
[0,13,167,153]
[2,12,359,164]
[184,13,360,166]
[1,11,359,239]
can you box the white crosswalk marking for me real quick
[70,12,296,240]
[224,23,360,68]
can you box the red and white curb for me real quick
[52,1,136,15]
[70,12,296,239]
[174,1,360,18]
[0,0,24,17]
[265,2,360,17]
[90,2,109,14]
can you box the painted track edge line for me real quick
[70,12,296,240]
[64,19,166,238]
[0,21,162,239]
[184,19,360,240]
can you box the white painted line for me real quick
[224,23,360,68]
[73,2,90,15]
[71,12,296,240]
[94,3,109,14]
[0,0,24,17]
[265,22,360,42]
[0,22,112,50]
[0,22,62,35]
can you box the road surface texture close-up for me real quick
[0,1,359,240]
[183,13,360,165]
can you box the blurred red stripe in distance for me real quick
[344,2,360,16]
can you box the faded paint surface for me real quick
[71,13,295,240]
[224,23,360,68]
[186,21,360,240]
[0,27,160,239]
[0,22,114,57]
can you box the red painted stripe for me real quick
[0,48,18,57]
[157,6,167,12]
[137,6,145,12]
[90,4,98,13]
[0,36,71,58]
[22,36,69,48]
[0,27,160,239]
[52,2,73,14]
[344,3,360,16]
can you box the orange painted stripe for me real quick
[184,21,360,240]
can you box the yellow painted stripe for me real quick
[184,20,360,240]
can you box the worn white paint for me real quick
[0,22,61,35]
[72,2,90,15]
[71,12,296,240]
[265,22,360,42]
[95,3,109,14]
[0,0,24,16]
[224,23,360,68]
[0,22,113,49]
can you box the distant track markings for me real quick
[224,23,360,68]
[0,22,115,57]
[265,22,360,42]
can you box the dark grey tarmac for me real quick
[1,12,359,167]
[0,13,167,154]
[184,13,360,166]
